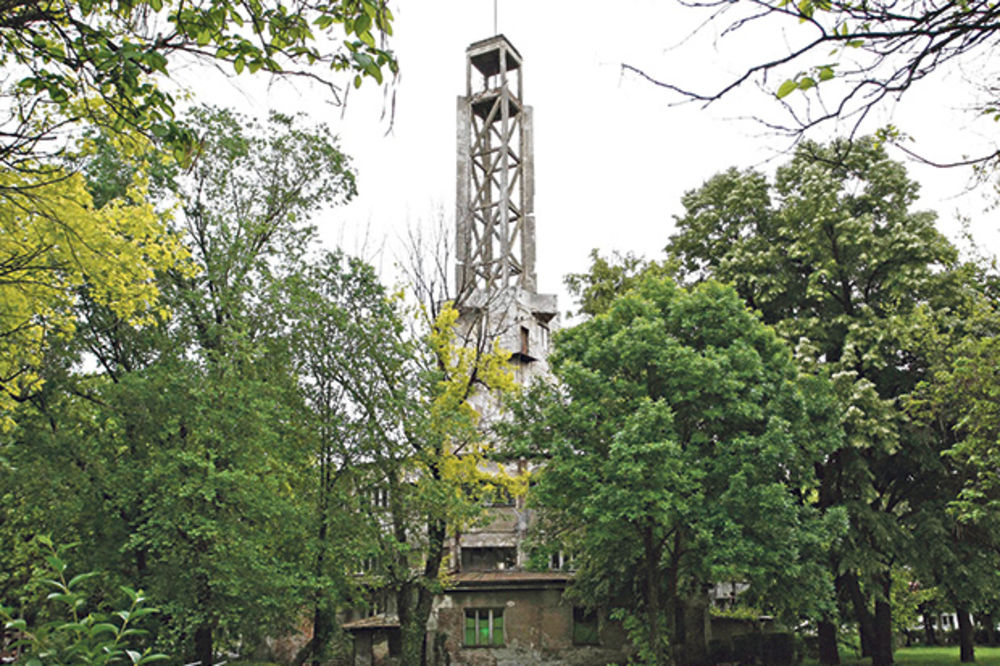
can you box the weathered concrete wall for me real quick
[428,588,629,665]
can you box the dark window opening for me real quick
[461,547,517,571]
[573,607,600,645]
[520,326,529,355]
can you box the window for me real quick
[549,550,575,571]
[356,555,378,574]
[573,607,600,645]
[360,486,389,509]
[461,547,517,571]
[464,608,504,646]
[520,326,530,355]
[484,486,514,507]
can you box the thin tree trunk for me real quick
[921,604,937,646]
[818,619,840,665]
[308,451,333,666]
[194,572,213,666]
[957,606,975,663]
[399,517,447,666]
[642,526,666,665]
[984,612,997,647]
[194,624,213,666]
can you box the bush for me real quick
[0,538,167,665]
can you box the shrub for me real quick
[0,538,167,665]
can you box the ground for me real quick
[804,646,1000,665]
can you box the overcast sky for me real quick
[184,1,998,315]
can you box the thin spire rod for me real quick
[493,0,498,35]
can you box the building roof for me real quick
[450,570,573,591]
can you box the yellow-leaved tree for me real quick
[0,132,188,429]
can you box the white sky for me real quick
[184,1,999,313]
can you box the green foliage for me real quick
[564,249,675,317]
[1,539,167,665]
[507,275,842,663]
[0,0,396,168]
[1,104,360,663]
[667,136,983,664]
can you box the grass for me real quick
[804,646,1000,665]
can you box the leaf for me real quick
[44,554,66,573]
[777,80,798,99]
[354,13,371,35]
[91,622,120,636]
[798,76,816,90]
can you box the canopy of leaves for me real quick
[507,276,842,652]
[0,131,189,431]
[0,0,396,167]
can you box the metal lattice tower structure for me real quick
[456,35,536,295]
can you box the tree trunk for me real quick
[957,606,975,663]
[840,572,875,658]
[681,589,710,666]
[984,612,997,647]
[818,619,840,665]
[308,456,332,666]
[194,623,213,666]
[921,604,937,646]
[642,526,666,665]
[398,517,448,666]
[194,572,213,666]
[873,597,893,666]
[309,603,334,666]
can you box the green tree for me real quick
[290,285,520,665]
[564,249,673,318]
[667,137,971,665]
[279,250,411,664]
[1,105,360,664]
[507,276,842,665]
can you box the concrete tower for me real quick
[455,35,557,382]
[456,35,535,294]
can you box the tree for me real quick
[627,0,1000,167]
[279,250,412,665]
[1,0,395,428]
[299,291,519,665]
[564,249,673,318]
[666,137,972,665]
[1,104,362,664]
[506,276,842,665]
[0,0,395,168]
[0,131,189,431]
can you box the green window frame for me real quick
[464,607,504,647]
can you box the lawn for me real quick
[805,646,1000,665]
